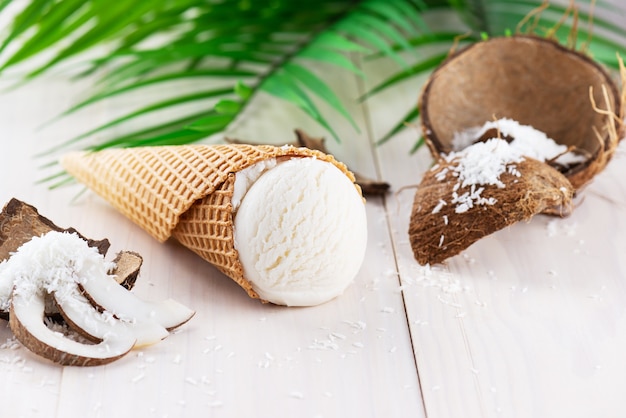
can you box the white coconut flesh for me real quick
[10,291,135,366]
[0,230,195,365]
[79,279,195,331]
[0,265,12,312]
[53,289,169,347]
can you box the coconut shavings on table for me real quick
[409,120,575,266]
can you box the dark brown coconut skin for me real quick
[0,198,110,262]
[0,199,112,320]
[419,35,623,190]
[409,158,574,266]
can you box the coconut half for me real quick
[419,35,624,190]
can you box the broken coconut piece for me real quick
[79,277,195,331]
[419,35,624,190]
[0,198,110,262]
[451,118,587,169]
[61,144,368,306]
[0,199,137,319]
[10,291,135,367]
[109,251,143,290]
[0,230,194,366]
[409,138,574,265]
[53,288,169,347]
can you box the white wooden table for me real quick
[0,34,625,418]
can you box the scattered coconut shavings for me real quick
[411,142,574,265]
[0,232,116,325]
[432,199,447,214]
[451,118,586,166]
[546,219,578,237]
[0,336,21,350]
[443,138,524,187]
[289,391,304,399]
[436,138,524,213]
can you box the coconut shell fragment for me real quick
[110,251,143,290]
[419,35,624,190]
[409,158,574,265]
[0,198,110,261]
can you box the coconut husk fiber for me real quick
[409,157,574,265]
[419,35,624,191]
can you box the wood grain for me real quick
[1,9,625,416]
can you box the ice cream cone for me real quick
[61,144,360,300]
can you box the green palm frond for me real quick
[0,0,624,162]
[0,0,427,155]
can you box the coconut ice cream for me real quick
[60,144,368,306]
[233,157,367,306]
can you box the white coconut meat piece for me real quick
[10,290,135,366]
[32,231,196,331]
[451,118,587,166]
[2,230,193,350]
[232,157,367,306]
[79,279,195,331]
[0,260,12,312]
[53,288,169,347]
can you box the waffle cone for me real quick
[61,144,358,299]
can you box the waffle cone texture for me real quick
[61,144,360,299]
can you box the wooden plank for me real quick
[0,66,425,417]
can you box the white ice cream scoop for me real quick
[61,144,367,305]
[233,157,367,306]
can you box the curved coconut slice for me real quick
[53,289,169,347]
[409,157,574,265]
[419,35,623,190]
[79,276,195,331]
[9,291,135,366]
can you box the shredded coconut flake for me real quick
[434,138,521,213]
[451,118,586,166]
[436,117,579,215]
[0,231,115,319]
[432,199,447,214]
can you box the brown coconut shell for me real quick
[0,198,110,262]
[409,157,574,266]
[419,35,624,191]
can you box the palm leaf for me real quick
[0,0,425,152]
[0,0,625,161]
